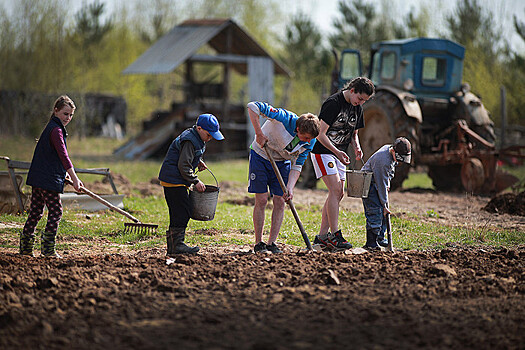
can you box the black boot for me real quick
[19,232,35,256]
[363,229,379,250]
[41,231,62,258]
[166,228,199,256]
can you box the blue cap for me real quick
[197,113,224,140]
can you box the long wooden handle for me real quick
[66,178,140,223]
[263,144,312,250]
[264,148,288,196]
[80,186,140,223]
[386,212,394,252]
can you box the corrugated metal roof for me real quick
[123,18,290,76]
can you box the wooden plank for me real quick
[7,167,24,212]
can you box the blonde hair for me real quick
[51,95,76,118]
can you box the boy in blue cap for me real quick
[158,114,224,255]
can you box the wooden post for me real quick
[222,26,232,120]
[185,61,194,103]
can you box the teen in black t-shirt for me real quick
[310,77,375,252]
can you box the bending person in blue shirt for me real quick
[361,137,411,250]
[247,101,320,254]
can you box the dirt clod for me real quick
[430,263,457,277]
[483,191,525,216]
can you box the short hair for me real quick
[296,113,320,137]
[343,77,375,96]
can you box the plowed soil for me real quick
[484,191,525,216]
[1,246,524,350]
[1,176,524,349]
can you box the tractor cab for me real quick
[339,38,465,99]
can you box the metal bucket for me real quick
[189,168,219,221]
[346,169,373,198]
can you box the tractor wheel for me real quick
[360,90,420,190]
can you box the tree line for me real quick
[0,0,523,137]
[282,0,525,129]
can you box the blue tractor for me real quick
[333,37,511,192]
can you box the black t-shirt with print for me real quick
[312,91,365,155]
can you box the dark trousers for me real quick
[163,186,191,229]
[362,182,387,244]
[22,187,63,238]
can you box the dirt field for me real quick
[1,245,524,350]
[1,180,525,349]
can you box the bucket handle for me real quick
[196,167,219,188]
[348,153,366,170]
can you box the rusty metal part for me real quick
[419,120,515,193]
[423,120,495,164]
[499,145,525,160]
[461,158,485,193]
[456,119,495,150]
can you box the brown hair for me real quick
[296,113,320,138]
[51,95,76,118]
[343,77,375,96]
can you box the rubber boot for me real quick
[41,231,62,258]
[363,229,379,250]
[166,228,199,256]
[166,229,176,256]
[19,233,35,257]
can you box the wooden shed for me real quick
[115,18,290,159]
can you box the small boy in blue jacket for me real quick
[361,137,411,249]
[247,101,320,254]
[158,114,224,255]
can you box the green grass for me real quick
[4,195,521,253]
[1,136,524,253]
[404,170,434,189]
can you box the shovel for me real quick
[263,144,312,250]
[66,178,158,234]
[386,211,394,252]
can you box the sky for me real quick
[291,0,525,53]
[1,0,524,52]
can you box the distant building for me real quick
[116,18,290,159]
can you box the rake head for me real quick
[124,222,158,234]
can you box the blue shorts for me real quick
[248,149,290,196]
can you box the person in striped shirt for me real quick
[247,101,320,254]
